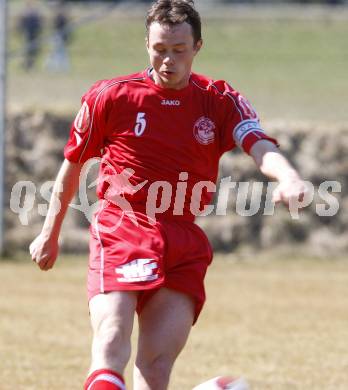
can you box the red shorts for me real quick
[88,202,213,324]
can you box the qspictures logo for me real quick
[9,159,342,234]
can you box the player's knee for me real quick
[92,318,131,369]
[135,354,174,388]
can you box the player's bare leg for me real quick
[133,287,195,390]
[88,291,137,375]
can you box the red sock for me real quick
[84,369,125,390]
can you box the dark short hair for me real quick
[146,0,202,45]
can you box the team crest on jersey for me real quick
[74,101,90,133]
[193,116,216,145]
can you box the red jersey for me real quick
[64,69,277,221]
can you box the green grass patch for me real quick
[8,10,348,122]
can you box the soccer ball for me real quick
[192,376,250,390]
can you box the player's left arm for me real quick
[217,82,308,206]
[249,139,308,206]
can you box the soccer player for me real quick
[29,1,307,389]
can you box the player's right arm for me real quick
[30,80,109,270]
[29,159,83,271]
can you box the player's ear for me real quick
[194,39,203,55]
[145,36,150,51]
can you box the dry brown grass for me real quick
[1,254,348,389]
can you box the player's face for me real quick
[147,22,202,90]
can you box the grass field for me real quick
[1,255,348,390]
[8,4,348,122]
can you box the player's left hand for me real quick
[272,177,309,208]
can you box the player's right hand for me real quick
[29,234,59,271]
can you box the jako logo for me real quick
[161,99,181,106]
[115,259,159,283]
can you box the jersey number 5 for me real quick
[134,112,147,137]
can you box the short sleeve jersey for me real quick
[64,69,278,221]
